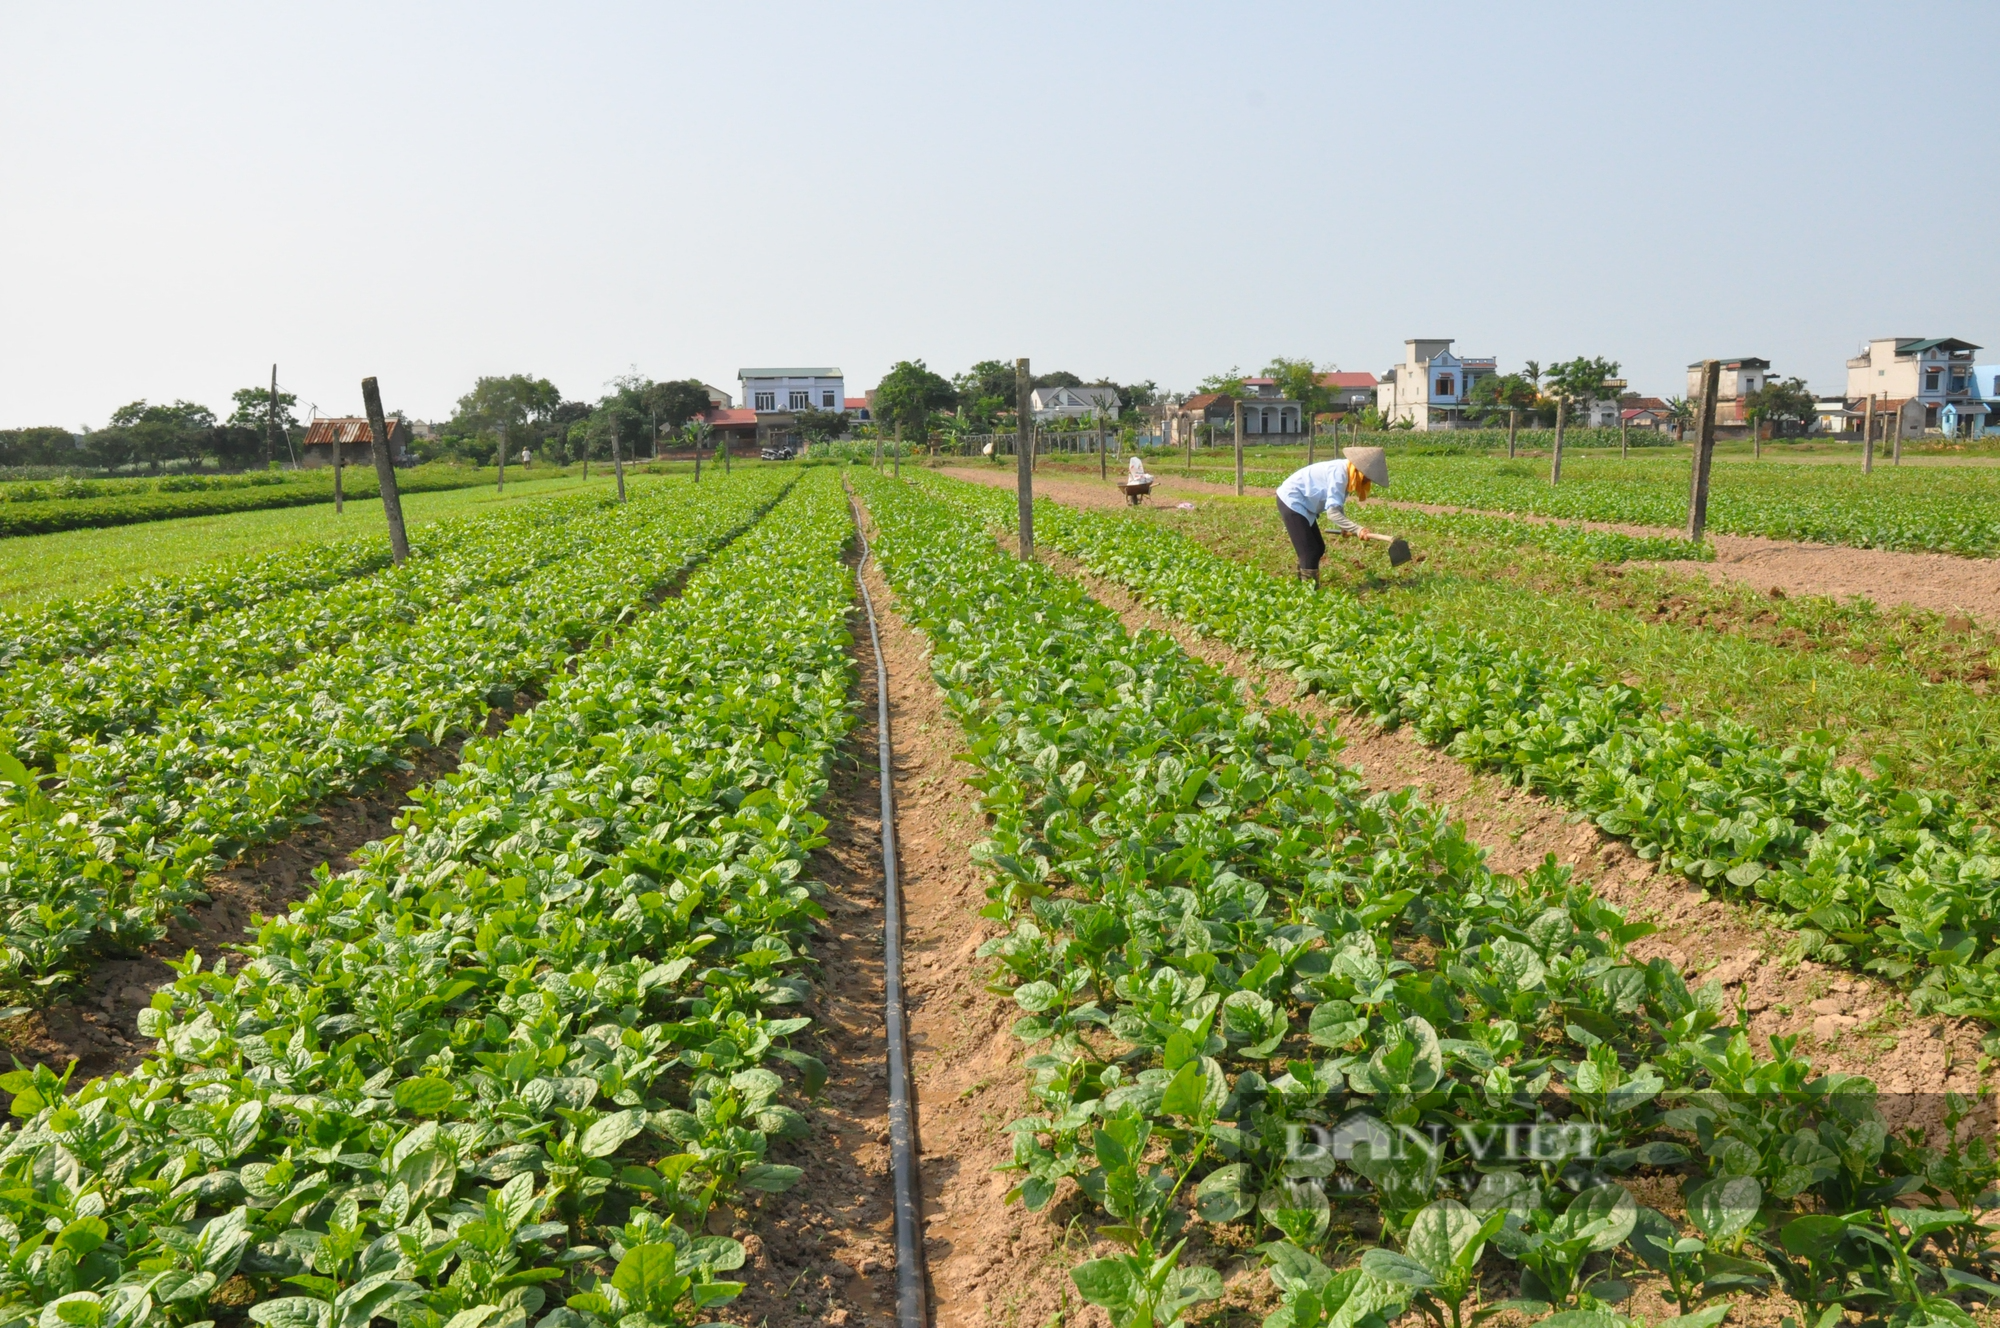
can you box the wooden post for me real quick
[1015,358,1033,560]
[1097,413,1106,479]
[1687,359,1720,541]
[1550,398,1566,484]
[333,421,344,514]
[1233,398,1245,495]
[613,419,626,501]
[581,424,589,480]
[1508,407,1518,458]
[265,364,277,470]
[1620,411,1629,459]
[893,420,901,478]
[722,427,730,473]
[496,423,506,493]
[1307,419,1316,465]
[1891,407,1902,465]
[1862,394,1876,473]
[1184,412,1193,476]
[360,377,410,565]
[876,423,885,472]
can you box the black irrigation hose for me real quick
[850,492,928,1328]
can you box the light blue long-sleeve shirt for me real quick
[1275,460,1363,534]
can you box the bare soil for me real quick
[725,532,1090,1327]
[943,466,2000,629]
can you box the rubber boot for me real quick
[1296,567,1320,588]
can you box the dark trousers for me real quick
[1277,498,1325,571]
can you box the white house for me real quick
[1028,384,1120,423]
[1376,339,1497,429]
[1843,338,1985,435]
[738,367,844,415]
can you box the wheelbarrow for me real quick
[1120,479,1153,506]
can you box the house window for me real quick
[1925,369,1941,392]
[754,391,775,411]
[789,390,810,410]
[1436,376,1454,396]
[822,390,836,408]
[1949,375,1966,393]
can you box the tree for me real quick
[1543,358,1621,415]
[104,400,217,470]
[1664,396,1695,441]
[646,380,713,430]
[873,360,957,441]
[953,360,1021,411]
[0,427,81,468]
[1468,373,1542,423]
[794,409,849,444]
[1116,380,1160,410]
[227,385,299,433]
[1264,357,1332,434]
[1033,369,1082,390]
[1745,376,1816,436]
[1196,367,1246,396]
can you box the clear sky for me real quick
[4,2,1994,428]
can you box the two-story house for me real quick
[1377,340,1496,429]
[738,367,845,416]
[1844,338,1985,436]
[1684,357,1769,428]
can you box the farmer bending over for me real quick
[1273,445,1389,585]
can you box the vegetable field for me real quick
[0,467,861,1327]
[852,468,2000,1328]
[2,455,1997,1328]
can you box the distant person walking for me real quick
[1273,446,1390,585]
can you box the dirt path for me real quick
[943,466,2000,628]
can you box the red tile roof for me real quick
[303,417,401,446]
[702,407,758,427]
[1318,372,1378,389]
[844,397,868,410]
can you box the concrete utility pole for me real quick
[265,364,278,470]
[360,377,410,565]
[1550,398,1566,484]
[1862,394,1876,473]
[1233,398,1245,495]
[1014,358,1034,559]
[1687,359,1720,542]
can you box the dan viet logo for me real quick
[1294,1111,1604,1168]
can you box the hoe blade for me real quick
[1387,537,1412,567]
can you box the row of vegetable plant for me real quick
[1159,453,2000,559]
[2,490,624,765]
[0,535,396,675]
[0,466,858,1328]
[0,472,790,1000]
[861,470,2000,1328]
[926,473,2000,1036]
[0,463,586,542]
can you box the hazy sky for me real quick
[4,2,1995,428]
